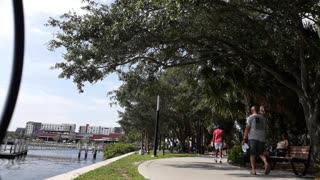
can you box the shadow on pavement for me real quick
[164,161,242,171]
[227,173,315,179]
[164,158,315,179]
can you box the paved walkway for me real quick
[138,156,314,179]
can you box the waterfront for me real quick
[0,148,103,180]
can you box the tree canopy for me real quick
[47,0,320,157]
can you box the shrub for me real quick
[227,145,243,163]
[103,143,137,159]
[207,145,214,153]
[315,154,320,178]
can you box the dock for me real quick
[77,142,103,159]
[0,139,28,159]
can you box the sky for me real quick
[0,0,123,131]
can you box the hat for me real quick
[216,125,221,129]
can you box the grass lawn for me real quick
[75,152,199,180]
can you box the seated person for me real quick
[269,132,289,157]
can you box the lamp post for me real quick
[153,95,160,157]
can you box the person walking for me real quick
[212,125,224,163]
[242,105,270,175]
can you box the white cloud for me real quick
[31,27,52,36]
[5,83,122,131]
[1,0,121,131]
[0,1,14,39]
[24,60,53,73]
[24,0,87,17]
[0,0,115,39]
[90,98,109,106]
[0,86,8,113]
[0,82,11,113]
[97,0,115,5]
[18,88,73,108]
[23,0,114,17]
[0,88,5,99]
[89,97,120,107]
[0,0,87,40]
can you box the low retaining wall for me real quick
[46,152,135,180]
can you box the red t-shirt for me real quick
[213,129,224,143]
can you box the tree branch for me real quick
[164,59,204,69]
[129,56,166,66]
[210,37,304,97]
[312,69,320,97]
[254,60,304,97]
[300,51,309,97]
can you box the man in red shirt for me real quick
[212,125,224,163]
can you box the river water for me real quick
[0,148,104,180]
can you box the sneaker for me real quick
[250,171,257,175]
[219,161,222,163]
[214,158,217,163]
[265,163,271,175]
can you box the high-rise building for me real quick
[41,123,76,132]
[110,127,124,134]
[87,126,101,134]
[78,124,111,135]
[101,127,110,135]
[15,128,26,136]
[79,124,89,133]
[25,121,42,136]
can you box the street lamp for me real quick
[153,95,160,157]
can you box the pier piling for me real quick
[0,139,28,159]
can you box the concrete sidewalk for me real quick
[138,156,314,179]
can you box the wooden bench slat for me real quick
[290,146,310,148]
[268,145,312,176]
[291,148,308,150]
[290,150,309,153]
[290,154,308,159]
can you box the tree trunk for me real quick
[146,133,150,153]
[159,134,162,151]
[141,131,144,150]
[178,136,187,153]
[299,97,320,161]
[162,135,166,155]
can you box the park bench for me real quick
[268,146,312,176]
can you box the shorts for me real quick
[214,142,224,150]
[249,139,265,156]
[269,150,286,157]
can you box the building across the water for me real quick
[20,122,124,142]
[25,122,42,136]
[75,133,122,143]
[15,128,26,136]
[41,123,76,133]
[78,124,112,135]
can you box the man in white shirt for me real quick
[242,105,270,175]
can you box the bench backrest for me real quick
[288,146,311,160]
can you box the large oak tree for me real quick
[47,0,320,157]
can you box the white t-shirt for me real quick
[277,140,288,149]
[246,114,266,142]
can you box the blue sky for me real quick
[0,0,122,131]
